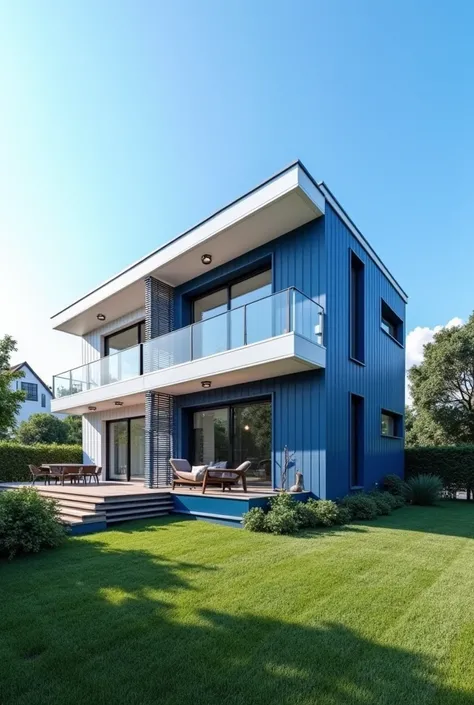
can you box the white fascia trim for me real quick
[51,164,325,328]
[318,183,408,303]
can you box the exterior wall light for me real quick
[88,406,97,411]
[244,425,250,431]
[97,313,106,321]
[114,401,124,406]
[201,254,212,265]
[201,381,212,389]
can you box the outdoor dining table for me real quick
[40,464,97,485]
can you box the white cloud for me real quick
[405,317,464,404]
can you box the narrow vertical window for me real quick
[41,393,46,408]
[350,394,364,488]
[350,250,365,363]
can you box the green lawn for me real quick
[2,503,474,705]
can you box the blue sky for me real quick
[0,0,473,383]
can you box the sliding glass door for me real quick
[107,417,145,481]
[192,400,272,486]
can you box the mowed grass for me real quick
[2,503,474,705]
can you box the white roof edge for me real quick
[318,183,408,303]
[51,162,324,327]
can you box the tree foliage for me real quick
[408,315,474,445]
[0,336,26,439]
[63,415,82,445]
[16,413,68,445]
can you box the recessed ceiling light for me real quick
[88,406,97,411]
[97,313,106,321]
[114,401,123,406]
[244,425,250,431]
[201,380,212,389]
[201,254,212,265]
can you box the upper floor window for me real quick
[104,321,145,356]
[350,250,365,363]
[41,393,46,408]
[21,382,38,402]
[381,300,403,345]
[381,409,403,438]
[192,268,272,323]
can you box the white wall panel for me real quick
[81,308,145,364]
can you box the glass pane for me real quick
[381,414,395,436]
[193,288,228,322]
[106,325,140,355]
[108,421,128,480]
[230,269,272,309]
[144,327,191,372]
[193,409,229,465]
[192,313,229,359]
[139,321,146,343]
[233,402,272,486]
[293,290,321,341]
[229,307,245,349]
[245,290,287,345]
[101,346,140,385]
[130,418,145,479]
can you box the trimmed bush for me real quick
[0,487,67,559]
[341,493,379,520]
[242,507,267,532]
[305,499,349,527]
[264,506,299,535]
[383,474,409,497]
[369,492,393,515]
[407,474,443,506]
[380,491,404,510]
[405,446,474,497]
[0,443,82,482]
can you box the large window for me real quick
[350,250,365,363]
[381,300,403,345]
[193,399,272,486]
[104,322,145,356]
[192,268,272,357]
[21,382,38,402]
[107,417,145,481]
[350,394,364,488]
[381,410,403,438]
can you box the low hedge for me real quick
[0,443,82,482]
[405,446,474,495]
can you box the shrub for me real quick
[341,493,379,520]
[383,474,409,497]
[264,505,299,535]
[405,446,474,497]
[0,488,67,559]
[305,499,349,527]
[407,474,443,506]
[369,492,393,515]
[242,507,267,532]
[379,491,404,510]
[0,443,82,482]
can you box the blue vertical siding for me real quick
[173,371,325,496]
[325,205,405,498]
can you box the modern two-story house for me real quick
[51,161,407,505]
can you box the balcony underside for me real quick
[51,333,325,414]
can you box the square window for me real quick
[381,410,403,438]
[21,382,38,402]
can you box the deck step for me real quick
[60,512,106,524]
[107,509,171,524]
[102,499,173,512]
[104,502,173,516]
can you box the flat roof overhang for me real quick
[52,163,325,336]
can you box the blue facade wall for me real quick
[324,205,405,498]
[173,371,325,496]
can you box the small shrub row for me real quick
[406,446,474,496]
[384,471,443,506]
[0,488,67,559]
[0,443,82,482]
[243,494,350,535]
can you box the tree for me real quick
[408,314,474,445]
[404,405,448,447]
[63,415,82,445]
[0,335,26,439]
[17,413,68,445]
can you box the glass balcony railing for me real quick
[53,287,325,398]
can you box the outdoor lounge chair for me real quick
[29,465,52,485]
[169,459,251,493]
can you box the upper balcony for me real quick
[51,288,326,414]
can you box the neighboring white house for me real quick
[10,362,64,425]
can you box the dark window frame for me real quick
[349,249,365,364]
[381,408,403,439]
[41,393,46,408]
[349,393,364,489]
[105,415,146,481]
[103,320,145,375]
[21,381,38,402]
[191,396,272,472]
[190,264,273,324]
[380,299,404,347]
